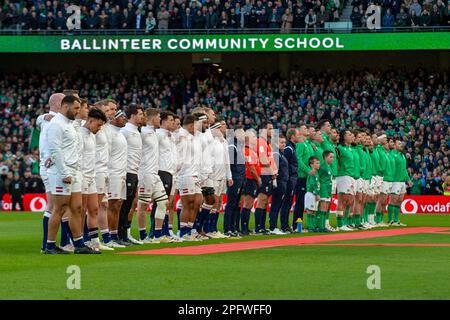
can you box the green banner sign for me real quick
[0,33,449,52]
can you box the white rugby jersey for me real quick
[156,128,177,175]
[210,136,232,181]
[199,130,213,181]
[38,111,57,165]
[140,125,159,176]
[120,123,142,175]
[80,126,96,180]
[176,128,202,178]
[46,113,81,178]
[95,125,109,174]
[106,124,128,178]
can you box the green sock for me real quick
[318,211,327,230]
[308,214,315,230]
[315,212,321,229]
[344,207,350,226]
[375,212,382,224]
[387,204,394,222]
[364,206,369,223]
[354,214,360,226]
[394,205,400,222]
[337,216,344,228]
[325,211,330,224]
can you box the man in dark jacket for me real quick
[205,6,218,28]
[9,173,24,211]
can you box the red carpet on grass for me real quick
[120,227,450,255]
[305,243,450,247]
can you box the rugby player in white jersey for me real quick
[79,108,112,251]
[44,95,99,254]
[136,108,172,243]
[38,92,64,252]
[169,115,182,235]
[208,118,233,239]
[105,110,129,247]
[118,104,144,245]
[154,111,180,241]
[93,99,118,247]
[176,114,204,241]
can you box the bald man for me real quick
[38,93,65,253]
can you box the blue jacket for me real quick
[228,139,246,180]
[284,140,298,179]
[274,150,289,183]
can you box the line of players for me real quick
[38,91,411,254]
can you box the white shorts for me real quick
[213,179,227,196]
[138,174,167,201]
[391,182,406,195]
[381,181,393,195]
[304,192,318,211]
[200,178,214,188]
[170,175,178,196]
[108,175,127,200]
[48,170,82,196]
[332,178,337,195]
[178,176,202,196]
[372,176,383,195]
[336,176,355,195]
[40,165,50,192]
[367,178,376,196]
[355,178,365,194]
[82,177,97,195]
[95,172,109,195]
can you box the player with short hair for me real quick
[361,133,375,228]
[293,124,315,230]
[176,114,204,241]
[38,92,65,252]
[93,99,119,247]
[318,150,335,232]
[169,115,182,237]
[388,139,411,226]
[375,134,392,227]
[335,130,356,232]
[351,130,368,230]
[44,95,99,254]
[305,156,321,232]
[240,129,261,236]
[118,104,144,245]
[254,121,277,235]
[79,108,111,251]
[136,108,172,243]
[105,110,129,247]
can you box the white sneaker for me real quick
[159,235,175,243]
[84,240,101,252]
[378,222,389,227]
[269,228,286,235]
[206,232,220,239]
[215,231,229,238]
[61,244,75,253]
[396,222,407,227]
[170,235,184,242]
[91,238,114,251]
[127,231,144,245]
[181,234,196,242]
[325,226,336,232]
[104,241,125,248]
[141,237,153,244]
[338,226,352,231]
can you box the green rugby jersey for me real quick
[391,150,411,182]
[313,141,324,164]
[362,147,373,180]
[319,161,332,198]
[351,146,361,179]
[355,144,367,179]
[306,171,320,195]
[321,132,338,176]
[296,139,315,178]
[383,150,396,182]
[336,145,355,177]
[376,145,388,177]
[370,145,381,176]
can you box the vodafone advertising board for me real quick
[1,194,449,214]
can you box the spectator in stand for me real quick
[98,10,109,29]
[305,8,317,33]
[86,9,99,29]
[257,8,268,29]
[410,172,424,195]
[193,10,205,29]
[431,5,443,26]
[293,5,307,29]
[54,10,65,30]
[206,6,218,29]
[135,9,146,30]
[443,176,450,196]
[281,8,293,33]
[19,8,31,30]
[408,9,420,29]
[268,7,281,29]
[109,7,121,29]
[383,8,395,31]
[158,6,170,32]
[351,6,363,28]
[182,7,193,29]
[246,8,258,28]
[145,12,156,33]
[409,0,422,17]
[396,6,409,26]
[420,8,431,26]
[316,5,329,31]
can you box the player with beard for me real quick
[44,95,99,254]
[375,134,391,227]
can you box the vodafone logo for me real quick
[29,197,47,212]
[401,199,418,214]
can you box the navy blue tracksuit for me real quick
[224,139,246,233]
[269,150,289,230]
[279,140,298,231]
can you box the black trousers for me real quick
[223,178,244,233]
[292,177,307,229]
[280,177,297,231]
[11,196,23,211]
[149,171,172,237]
[118,173,138,240]
[269,181,287,230]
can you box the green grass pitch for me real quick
[0,212,449,300]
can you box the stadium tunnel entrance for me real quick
[1,51,448,75]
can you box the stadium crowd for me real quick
[0,0,449,32]
[0,67,449,208]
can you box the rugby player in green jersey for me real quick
[351,130,368,230]
[382,138,397,226]
[375,133,390,227]
[335,130,356,232]
[364,134,378,227]
[388,140,411,226]
[318,150,335,232]
[305,156,321,232]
